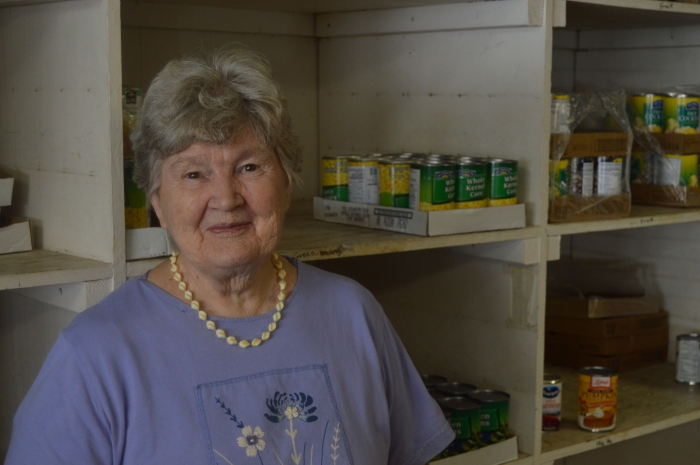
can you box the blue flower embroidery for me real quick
[264,391,318,423]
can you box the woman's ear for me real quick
[149,191,167,230]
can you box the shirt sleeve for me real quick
[5,333,113,465]
[379,315,455,465]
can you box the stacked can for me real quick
[456,157,489,208]
[551,94,571,134]
[578,367,618,432]
[348,156,379,204]
[488,159,518,206]
[676,334,700,384]
[664,93,699,134]
[542,373,562,432]
[628,93,664,133]
[409,159,455,211]
[438,397,482,453]
[379,157,411,208]
[322,155,349,201]
[467,390,511,444]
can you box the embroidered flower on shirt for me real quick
[264,391,318,423]
[237,426,266,457]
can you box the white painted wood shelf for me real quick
[547,205,700,237]
[0,249,112,291]
[541,363,700,462]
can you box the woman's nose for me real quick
[209,175,243,211]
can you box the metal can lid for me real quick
[322,154,349,160]
[428,388,448,400]
[579,366,618,377]
[411,159,454,168]
[435,382,477,396]
[543,373,561,384]
[457,157,489,166]
[438,396,481,412]
[379,158,411,166]
[677,333,700,341]
[630,92,661,97]
[489,158,518,164]
[421,374,447,387]
[467,389,510,404]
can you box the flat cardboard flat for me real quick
[0,217,33,254]
[545,311,668,338]
[0,169,14,207]
[313,197,526,236]
[550,132,628,159]
[545,344,668,372]
[433,436,518,465]
[633,133,700,154]
[546,295,659,318]
[546,326,668,355]
[125,227,172,260]
[631,183,700,207]
[549,194,631,223]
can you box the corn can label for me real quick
[348,159,379,204]
[629,94,663,133]
[409,163,455,211]
[664,95,700,134]
[549,159,569,198]
[456,162,488,209]
[488,160,518,206]
[578,369,617,432]
[654,154,699,187]
[322,157,349,201]
[379,162,410,208]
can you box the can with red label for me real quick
[543,373,562,432]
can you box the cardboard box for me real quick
[0,217,33,254]
[546,327,668,356]
[126,227,172,260]
[550,132,628,160]
[548,194,631,223]
[545,311,668,338]
[313,197,526,236]
[0,169,14,207]
[633,133,700,155]
[433,436,518,465]
[545,344,668,372]
[631,183,700,207]
[546,295,659,319]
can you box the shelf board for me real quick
[565,0,700,30]
[278,201,541,262]
[0,249,112,291]
[547,205,700,237]
[541,363,700,461]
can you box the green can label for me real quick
[451,410,481,446]
[322,185,349,201]
[479,404,509,444]
[490,161,518,200]
[409,164,455,211]
[456,164,487,202]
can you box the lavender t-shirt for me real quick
[7,259,454,465]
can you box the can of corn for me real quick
[467,390,510,444]
[379,158,411,208]
[549,159,569,199]
[596,156,624,196]
[628,93,664,133]
[348,156,379,204]
[321,155,349,201]
[578,366,617,432]
[409,159,455,211]
[456,158,489,208]
[488,159,518,206]
[631,151,655,184]
[663,93,700,134]
[654,154,699,187]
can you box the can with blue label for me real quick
[543,373,562,432]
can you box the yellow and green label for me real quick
[549,159,569,198]
[664,95,699,134]
[322,157,349,201]
[489,160,518,200]
[379,162,411,208]
[456,162,488,202]
[655,154,699,187]
[628,94,663,133]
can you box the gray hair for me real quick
[130,46,302,199]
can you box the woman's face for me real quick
[151,133,291,274]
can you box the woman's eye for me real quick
[185,172,201,179]
[243,164,259,173]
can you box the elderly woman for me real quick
[7,47,454,464]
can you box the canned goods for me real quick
[421,374,447,388]
[578,366,618,432]
[348,156,379,204]
[597,156,623,196]
[467,390,510,444]
[321,155,349,201]
[434,382,477,397]
[409,160,455,211]
[543,373,562,433]
[569,157,596,197]
[456,158,489,208]
[628,93,664,133]
[631,151,655,185]
[654,154,699,187]
[549,159,569,198]
[428,388,448,401]
[664,93,700,134]
[488,159,518,206]
[676,334,700,384]
[379,159,411,208]
[551,94,571,134]
[438,397,482,451]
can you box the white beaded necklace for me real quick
[169,251,287,348]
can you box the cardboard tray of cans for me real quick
[432,436,518,465]
[630,183,700,207]
[633,133,700,155]
[313,197,526,236]
[550,132,628,160]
